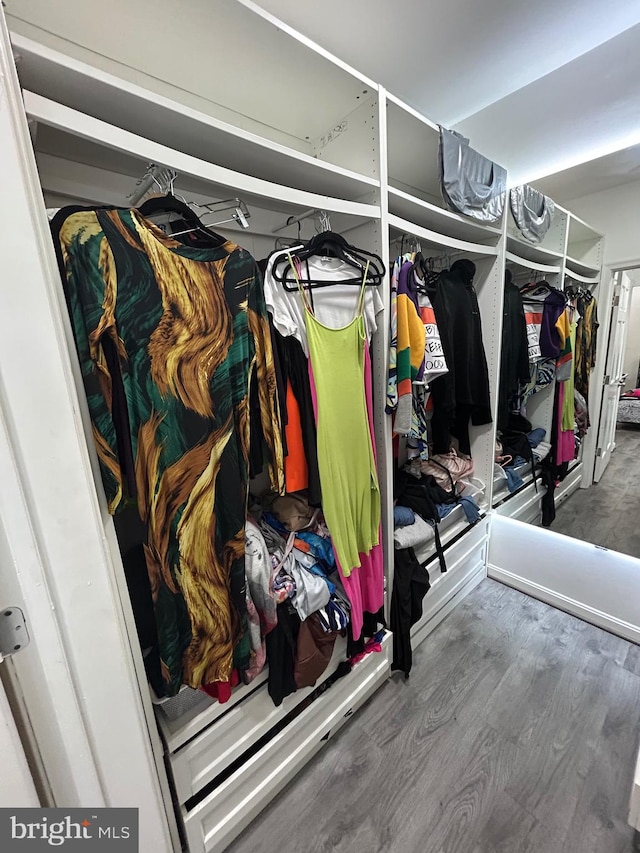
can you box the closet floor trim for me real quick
[487,565,640,646]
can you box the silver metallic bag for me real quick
[439,127,507,223]
[510,185,555,244]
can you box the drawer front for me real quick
[554,464,583,509]
[170,636,348,802]
[411,520,488,649]
[183,636,391,853]
[495,481,545,522]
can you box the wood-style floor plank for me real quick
[227,580,640,853]
[552,426,640,557]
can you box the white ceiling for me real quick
[532,145,640,203]
[254,0,640,193]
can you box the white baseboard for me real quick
[488,564,640,645]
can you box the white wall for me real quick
[567,179,640,266]
[623,283,640,390]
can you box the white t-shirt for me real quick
[264,251,384,356]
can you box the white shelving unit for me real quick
[0,4,614,852]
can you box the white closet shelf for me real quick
[492,462,539,509]
[386,95,443,207]
[564,255,601,279]
[167,636,357,803]
[564,268,600,286]
[24,92,381,223]
[388,214,499,260]
[13,34,380,201]
[506,232,564,266]
[414,506,488,567]
[388,186,502,246]
[10,1,378,143]
[156,673,268,755]
[181,635,391,853]
[505,251,562,275]
[385,92,439,133]
[567,212,603,245]
[494,479,546,523]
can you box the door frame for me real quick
[593,270,630,481]
[0,13,175,848]
[580,258,640,487]
[0,670,39,808]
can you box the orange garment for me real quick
[284,380,308,492]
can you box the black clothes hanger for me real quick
[269,230,386,291]
[411,252,440,293]
[137,194,226,248]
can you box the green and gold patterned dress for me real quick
[54,207,283,696]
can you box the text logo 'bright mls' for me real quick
[0,808,138,850]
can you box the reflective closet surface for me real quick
[494,169,640,561]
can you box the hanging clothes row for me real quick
[52,199,284,698]
[54,193,386,703]
[495,267,599,524]
[264,232,386,646]
[386,254,491,459]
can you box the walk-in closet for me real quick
[1,2,639,852]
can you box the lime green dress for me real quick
[288,256,380,576]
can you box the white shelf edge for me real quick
[505,251,561,274]
[564,268,599,285]
[157,672,269,754]
[417,509,488,566]
[388,213,499,256]
[506,232,564,262]
[564,255,601,279]
[385,91,440,133]
[388,185,503,237]
[13,34,380,194]
[235,0,379,91]
[24,91,381,219]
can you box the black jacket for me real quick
[498,271,530,430]
[429,259,492,454]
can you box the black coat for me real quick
[429,259,492,454]
[498,272,530,430]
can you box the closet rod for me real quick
[272,208,328,234]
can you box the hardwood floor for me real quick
[551,426,640,557]
[227,580,640,853]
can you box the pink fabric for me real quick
[308,343,383,640]
[350,639,382,665]
[556,381,575,465]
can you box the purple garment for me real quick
[398,261,425,382]
[540,289,567,359]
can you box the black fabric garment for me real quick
[272,327,322,506]
[346,607,385,657]
[265,602,301,707]
[391,547,431,676]
[249,316,287,478]
[498,271,530,431]
[540,456,557,527]
[501,413,537,490]
[51,205,139,501]
[394,469,452,573]
[429,259,492,454]
[121,544,164,696]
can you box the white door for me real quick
[0,671,38,807]
[594,271,630,482]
